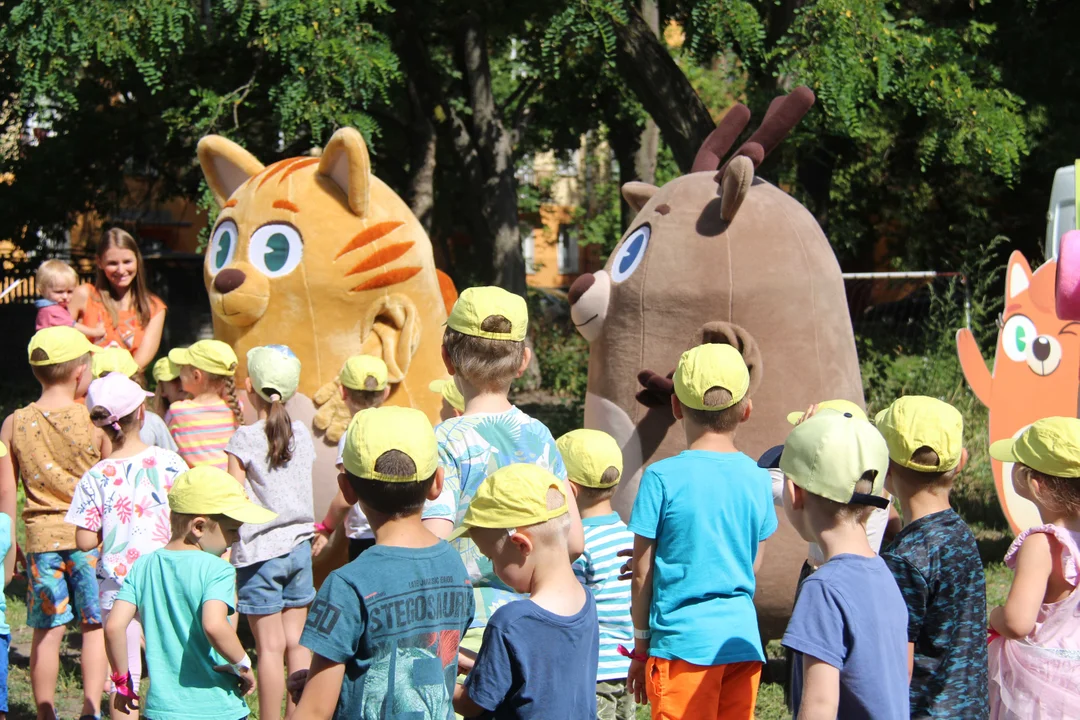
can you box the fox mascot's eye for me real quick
[249,224,304,278]
[611,224,650,283]
[1001,314,1037,362]
[208,220,238,275]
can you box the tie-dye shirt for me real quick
[165,398,237,471]
[422,406,566,627]
[882,509,989,719]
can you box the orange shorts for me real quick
[645,656,762,720]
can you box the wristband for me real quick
[111,671,137,698]
[617,644,648,662]
[314,522,332,535]
[633,627,651,640]
[230,653,252,675]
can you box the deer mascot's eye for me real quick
[207,220,238,276]
[611,224,650,283]
[1001,314,1037,362]
[249,224,304,278]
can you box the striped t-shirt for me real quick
[165,398,238,471]
[573,512,634,681]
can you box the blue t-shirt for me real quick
[628,449,777,665]
[300,542,474,720]
[0,513,10,635]
[783,554,909,719]
[114,549,248,720]
[422,407,567,627]
[465,594,599,719]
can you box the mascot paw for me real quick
[635,369,675,409]
[312,379,353,443]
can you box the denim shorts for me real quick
[0,632,9,712]
[236,541,316,615]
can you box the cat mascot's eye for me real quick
[611,224,650,283]
[207,220,238,276]
[1001,314,1037,362]
[249,224,304,278]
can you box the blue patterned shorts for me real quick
[27,549,102,629]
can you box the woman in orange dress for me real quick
[70,228,167,370]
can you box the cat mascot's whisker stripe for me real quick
[345,242,416,276]
[335,221,405,259]
[350,267,422,292]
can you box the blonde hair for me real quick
[210,373,244,428]
[30,352,90,386]
[35,260,78,294]
[442,324,526,390]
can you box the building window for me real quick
[521,225,536,275]
[557,225,579,274]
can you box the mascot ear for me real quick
[1006,250,1033,300]
[197,136,266,207]
[719,155,755,222]
[319,128,371,217]
[622,182,660,214]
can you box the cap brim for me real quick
[786,411,804,425]
[220,502,278,525]
[0,441,6,458]
[448,524,471,541]
[989,438,1019,463]
[757,445,784,469]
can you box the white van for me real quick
[1046,163,1077,261]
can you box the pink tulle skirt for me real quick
[989,636,1080,719]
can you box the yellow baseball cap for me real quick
[461,464,568,530]
[990,417,1080,478]
[875,396,963,472]
[339,355,388,392]
[167,466,277,524]
[673,344,749,412]
[766,412,891,509]
[447,286,528,341]
[152,356,181,383]
[787,399,867,425]
[556,429,623,489]
[92,347,139,379]
[0,441,6,458]
[28,326,100,366]
[169,340,238,377]
[341,406,438,482]
[247,345,301,403]
[429,379,465,412]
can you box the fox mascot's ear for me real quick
[318,128,372,218]
[1007,251,1034,300]
[197,136,266,207]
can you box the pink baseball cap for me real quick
[86,372,153,428]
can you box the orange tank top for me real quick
[11,404,100,553]
[80,285,166,354]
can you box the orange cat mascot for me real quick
[957,251,1080,531]
[197,128,456,573]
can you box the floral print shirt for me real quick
[65,446,188,608]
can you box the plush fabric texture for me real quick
[570,88,864,638]
[957,251,1080,533]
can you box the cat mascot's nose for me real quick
[214,268,247,294]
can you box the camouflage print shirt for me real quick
[882,509,989,719]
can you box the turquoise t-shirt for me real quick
[628,450,777,666]
[422,407,566,627]
[115,549,248,720]
[0,513,10,635]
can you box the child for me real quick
[0,442,14,720]
[312,355,391,561]
[151,356,186,417]
[166,339,243,470]
[429,378,465,421]
[761,411,909,718]
[877,396,988,719]
[93,347,178,453]
[558,428,635,720]
[66,372,188,717]
[626,343,776,720]
[105,466,273,719]
[0,326,108,720]
[292,406,473,718]
[225,345,315,720]
[421,286,582,652]
[34,259,105,338]
[453,463,599,718]
[987,417,1080,718]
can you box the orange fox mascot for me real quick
[957,251,1080,531]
